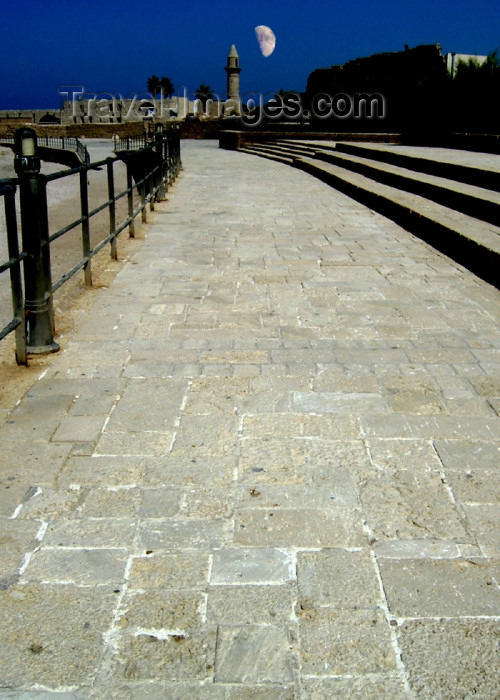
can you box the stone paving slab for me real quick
[0,140,499,698]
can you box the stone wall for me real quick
[0,121,147,139]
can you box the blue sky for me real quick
[1,0,499,108]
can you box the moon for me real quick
[255,25,276,57]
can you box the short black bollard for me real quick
[14,128,59,354]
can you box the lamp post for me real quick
[14,127,59,354]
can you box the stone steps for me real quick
[237,140,500,289]
[285,144,500,227]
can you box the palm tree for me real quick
[147,75,174,97]
[146,75,161,96]
[160,77,174,98]
[195,84,214,108]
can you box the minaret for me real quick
[225,45,241,108]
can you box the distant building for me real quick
[1,46,243,126]
[60,95,194,124]
[0,110,60,125]
[225,44,242,114]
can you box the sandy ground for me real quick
[0,139,162,413]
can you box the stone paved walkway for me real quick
[0,140,499,699]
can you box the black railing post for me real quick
[4,186,27,365]
[126,162,135,237]
[149,166,155,212]
[80,170,92,286]
[107,160,117,259]
[140,178,147,223]
[156,131,166,200]
[14,127,60,354]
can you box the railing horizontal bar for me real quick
[0,250,28,274]
[52,257,88,292]
[113,188,130,202]
[88,199,111,219]
[0,257,19,274]
[45,156,116,183]
[90,233,114,257]
[49,217,85,242]
[0,317,22,341]
[114,218,132,236]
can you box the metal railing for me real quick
[114,134,151,152]
[0,135,90,165]
[0,180,27,364]
[0,128,181,364]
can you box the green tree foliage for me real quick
[146,75,174,98]
[195,84,214,108]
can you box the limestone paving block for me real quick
[471,372,500,399]
[114,628,217,682]
[300,675,407,699]
[0,691,88,699]
[297,607,396,676]
[0,439,72,485]
[206,584,295,625]
[238,438,309,485]
[122,362,175,378]
[71,487,139,518]
[0,518,40,588]
[13,487,84,520]
[118,589,206,630]
[68,392,118,416]
[241,414,313,440]
[138,488,181,518]
[214,625,294,684]
[378,558,500,617]
[461,503,500,555]
[451,393,499,414]
[210,548,293,585]
[358,467,469,541]
[373,539,460,559]
[305,439,372,476]
[397,619,500,699]
[199,351,268,365]
[170,415,239,457]
[445,469,500,504]
[297,549,381,609]
[241,413,362,440]
[183,377,249,415]
[137,519,233,551]
[0,482,31,517]
[0,393,75,441]
[434,439,500,470]
[292,391,390,414]
[95,430,175,457]
[0,584,116,687]
[22,548,128,585]
[42,518,136,548]
[179,486,237,519]
[87,681,229,700]
[51,415,107,443]
[104,378,188,432]
[235,480,356,510]
[362,414,500,440]
[234,508,365,548]
[365,438,443,471]
[128,552,210,590]
[56,455,148,488]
